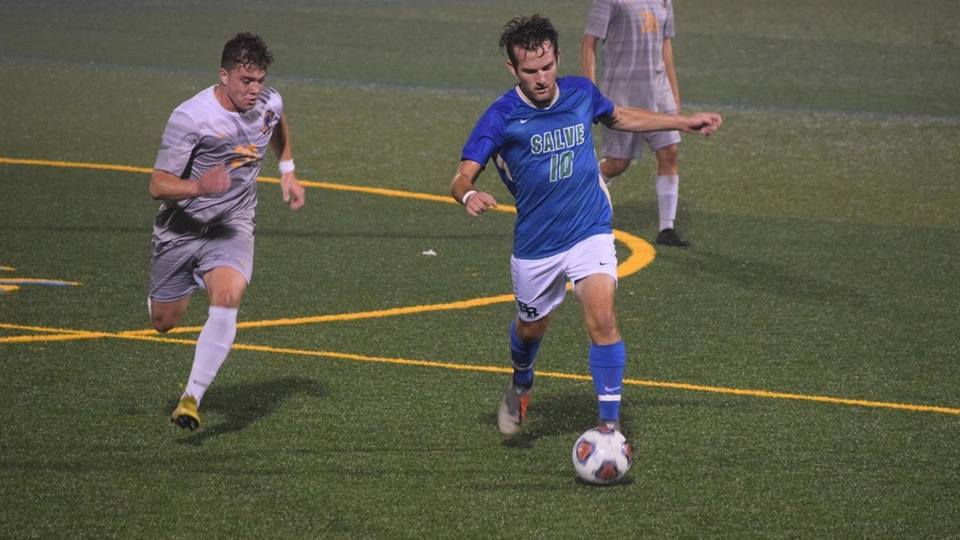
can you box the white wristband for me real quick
[278,159,295,174]
[461,190,477,205]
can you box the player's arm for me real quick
[149,165,230,201]
[662,38,680,112]
[600,105,722,136]
[580,34,600,83]
[450,159,498,217]
[269,112,305,210]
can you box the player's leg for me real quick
[510,316,548,390]
[575,274,625,430]
[148,237,201,333]
[171,227,253,430]
[151,294,209,429]
[498,315,550,435]
[599,156,631,185]
[651,133,688,247]
[149,296,192,333]
[574,274,619,345]
[569,235,625,431]
[181,266,247,406]
[598,127,641,186]
[498,254,566,435]
[149,236,210,429]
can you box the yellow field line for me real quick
[0,278,81,286]
[4,319,959,416]
[73,330,960,416]
[625,379,960,415]
[120,294,518,336]
[2,157,957,416]
[0,323,113,343]
[0,156,498,210]
[0,157,151,174]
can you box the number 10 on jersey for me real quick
[550,150,574,182]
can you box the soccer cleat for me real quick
[655,228,690,247]
[497,382,531,435]
[170,395,201,430]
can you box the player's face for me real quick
[218,64,267,113]
[508,44,559,108]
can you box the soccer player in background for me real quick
[148,32,305,430]
[450,14,720,435]
[581,0,691,247]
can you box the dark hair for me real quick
[220,32,274,72]
[499,14,559,66]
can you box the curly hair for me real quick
[220,32,274,72]
[499,14,559,66]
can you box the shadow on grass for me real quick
[494,391,606,450]
[168,376,326,446]
[613,200,868,307]
[493,390,746,450]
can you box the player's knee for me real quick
[207,277,246,307]
[149,302,179,333]
[209,290,243,308]
[151,316,176,333]
[587,314,619,343]
[657,145,679,166]
[516,316,549,342]
[601,158,630,178]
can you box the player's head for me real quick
[499,14,559,66]
[221,32,274,73]
[217,32,274,113]
[499,15,561,108]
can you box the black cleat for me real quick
[655,228,690,247]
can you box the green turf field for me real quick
[2,0,959,537]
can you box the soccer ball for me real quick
[571,426,633,485]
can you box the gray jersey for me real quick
[152,85,284,243]
[585,0,675,111]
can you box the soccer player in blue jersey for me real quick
[450,14,720,435]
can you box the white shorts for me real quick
[510,233,618,322]
[602,126,680,161]
[148,221,254,303]
[602,73,680,160]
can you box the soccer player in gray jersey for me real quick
[149,32,305,430]
[582,0,692,247]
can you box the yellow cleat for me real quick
[170,395,201,430]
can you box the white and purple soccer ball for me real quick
[572,426,633,485]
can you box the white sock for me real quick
[183,306,238,405]
[656,175,680,231]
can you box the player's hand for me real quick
[682,113,723,136]
[197,163,231,195]
[281,173,305,210]
[464,191,497,217]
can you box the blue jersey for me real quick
[462,76,616,259]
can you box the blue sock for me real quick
[510,320,541,389]
[589,341,626,421]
